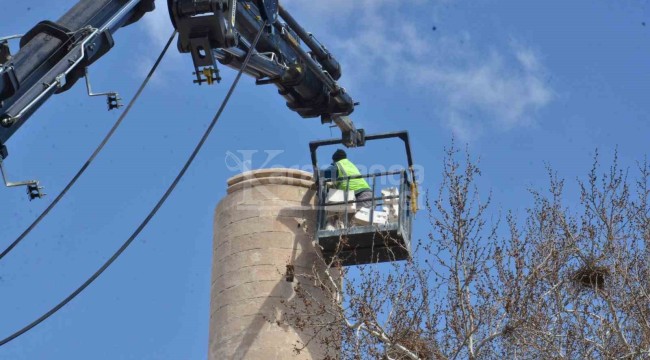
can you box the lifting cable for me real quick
[0,31,177,262]
[0,21,267,347]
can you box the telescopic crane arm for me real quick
[169,0,363,144]
[0,0,363,166]
[0,0,156,151]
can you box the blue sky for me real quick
[0,0,648,358]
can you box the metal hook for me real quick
[84,67,123,110]
[0,156,45,201]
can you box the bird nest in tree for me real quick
[384,332,434,360]
[502,323,516,338]
[572,262,609,290]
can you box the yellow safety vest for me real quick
[335,159,371,192]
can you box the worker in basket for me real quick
[330,149,374,209]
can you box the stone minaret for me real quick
[209,169,337,360]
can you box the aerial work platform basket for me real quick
[309,131,417,266]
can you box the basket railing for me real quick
[316,169,411,232]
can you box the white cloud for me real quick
[141,0,176,48]
[134,0,183,84]
[281,1,554,140]
[413,45,554,138]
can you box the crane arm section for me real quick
[167,0,362,145]
[0,0,155,153]
[0,0,363,161]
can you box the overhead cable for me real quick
[0,31,177,262]
[0,22,267,347]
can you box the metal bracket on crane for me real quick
[322,114,365,148]
[254,0,279,23]
[0,145,45,201]
[84,67,123,110]
[0,34,22,65]
[169,0,239,84]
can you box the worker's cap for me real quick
[332,149,347,162]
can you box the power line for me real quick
[0,31,177,262]
[0,22,267,347]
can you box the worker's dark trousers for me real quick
[356,190,374,209]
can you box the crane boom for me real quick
[0,0,363,163]
[0,0,155,152]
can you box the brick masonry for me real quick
[209,169,337,360]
